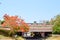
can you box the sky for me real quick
[0,0,60,23]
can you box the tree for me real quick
[45,21,50,25]
[0,20,5,24]
[53,15,60,34]
[2,14,29,36]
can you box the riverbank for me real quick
[0,35,25,40]
[46,34,60,40]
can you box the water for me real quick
[25,37,45,40]
[26,39,43,40]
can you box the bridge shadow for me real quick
[16,32,52,40]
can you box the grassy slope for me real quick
[46,35,60,40]
[0,35,25,40]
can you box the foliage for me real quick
[0,20,4,25]
[0,29,11,36]
[2,14,29,36]
[16,36,25,40]
[46,21,50,25]
[49,18,55,25]
[53,15,60,34]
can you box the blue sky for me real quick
[0,0,60,23]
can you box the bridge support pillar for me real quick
[41,32,45,38]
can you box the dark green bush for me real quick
[0,29,14,37]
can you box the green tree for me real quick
[46,21,50,25]
[53,15,60,34]
[0,20,5,24]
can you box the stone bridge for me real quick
[29,26,52,32]
[0,23,53,38]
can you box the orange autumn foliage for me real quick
[2,14,29,32]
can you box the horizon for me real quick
[0,0,60,23]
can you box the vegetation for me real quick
[0,14,29,36]
[52,15,60,34]
[0,35,25,40]
[0,14,60,40]
[46,36,60,40]
[16,36,25,40]
[0,14,29,40]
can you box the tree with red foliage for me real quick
[2,14,29,35]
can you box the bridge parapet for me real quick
[29,26,52,32]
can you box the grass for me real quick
[16,36,25,40]
[0,29,25,40]
[0,35,25,40]
[46,35,60,40]
[0,35,13,40]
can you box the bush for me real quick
[52,15,60,34]
[0,29,15,37]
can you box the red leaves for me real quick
[2,14,29,32]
